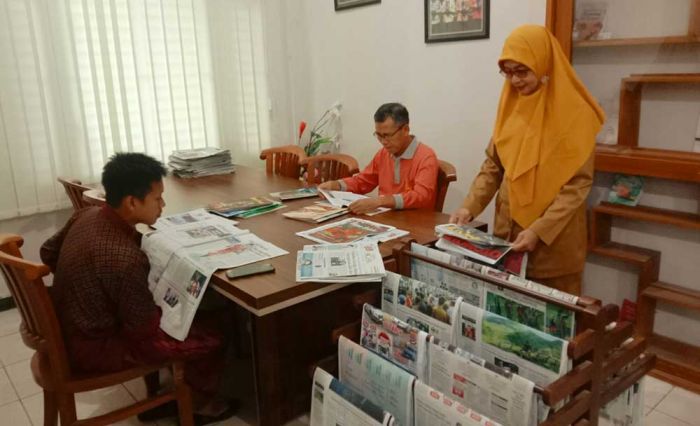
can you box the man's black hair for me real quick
[374,103,409,126]
[102,152,167,208]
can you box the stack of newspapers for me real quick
[296,242,386,283]
[168,147,235,178]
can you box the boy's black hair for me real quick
[102,153,167,208]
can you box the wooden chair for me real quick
[0,234,194,426]
[57,177,93,210]
[301,154,360,185]
[259,145,307,178]
[435,160,457,212]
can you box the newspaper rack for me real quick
[390,238,656,426]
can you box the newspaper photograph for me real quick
[414,380,502,426]
[297,218,395,245]
[310,367,393,426]
[456,302,569,387]
[338,336,415,426]
[183,233,288,271]
[360,304,428,380]
[426,338,536,426]
[296,243,386,283]
[381,272,460,344]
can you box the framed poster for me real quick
[335,0,381,11]
[425,0,490,43]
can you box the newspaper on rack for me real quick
[599,379,645,426]
[153,208,238,230]
[296,218,403,245]
[310,367,394,426]
[410,243,576,339]
[381,271,461,344]
[414,380,502,426]
[455,301,570,387]
[360,304,428,380]
[426,337,540,426]
[296,242,386,283]
[338,336,415,426]
[142,210,288,340]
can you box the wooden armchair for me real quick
[259,145,307,178]
[57,177,93,211]
[0,234,194,426]
[435,160,457,212]
[301,154,360,185]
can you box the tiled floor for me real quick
[0,307,697,425]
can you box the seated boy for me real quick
[318,103,439,213]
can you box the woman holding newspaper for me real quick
[450,25,605,295]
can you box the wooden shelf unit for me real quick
[575,35,700,48]
[647,334,700,394]
[595,145,700,183]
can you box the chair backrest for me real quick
[57,177,92,210]
[435,160,457,212]
[301,154,360,185]
[259,145,307,178]
[0,234,72,382]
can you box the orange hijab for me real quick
[493,25,605,228]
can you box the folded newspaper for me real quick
[142,209,288,340]
[296,242,386,283]
[414,380,503,426]
[168,147,235,178]
[297,217,407,245]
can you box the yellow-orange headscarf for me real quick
[493,25,605,228]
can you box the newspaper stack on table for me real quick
[168,147,235,178]
[297,217,408,245]
[296,242,386,283]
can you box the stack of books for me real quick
[207,196,285,218]
[168,147,235,178]
[282,202,348,223]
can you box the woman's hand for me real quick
[449,208,473,225]
[511,229,539,252]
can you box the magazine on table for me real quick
[310,367,393,426]
[426,337,539,426]
[296,242,386,283]
[318,188,391,216]
[411,243,577,339]
[381,271,461,345]
[283,202,348,223]
[142,210,287,340]
[206,196,275,215]
[360,304,428,380]
[414,380,502,426]
[269,187,319,201]
[338,336,415,426]
[232,202,286,218]
[296,217,395,245]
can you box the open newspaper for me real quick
[360,304,428,380]
[318,188,391,216]
[310,367,393,426]
[427,337,540,426]
[456,301,569,387]
[414,380,502,426]
[297,218,404,245]
[153,208,238,230]
[338,336,415,426]
[296,242,386,283]
[142,210,288,340]
[381,272,460,344]
[411,243,576,339]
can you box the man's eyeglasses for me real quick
[499,68,531,80]
[373,124,405,141]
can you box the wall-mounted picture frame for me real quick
[335,0,381,11]
[425,0,490,43]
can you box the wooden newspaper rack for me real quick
[388,238,656,426]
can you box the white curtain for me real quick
[0,0,271,220]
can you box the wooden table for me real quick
[95,166,484,425]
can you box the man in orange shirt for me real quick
[318,103,439,214]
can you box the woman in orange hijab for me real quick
[450,25,605,295]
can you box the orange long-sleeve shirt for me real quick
[339,137,438,210]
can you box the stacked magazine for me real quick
[297,217,409,245]
[206,196,284,218]
[296,242,386,283]
[168,147,235,178]
[269,187,319,201]
[283,202,348,223]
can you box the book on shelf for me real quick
[269,187,319,201]
[608,174,643,206]
[282,202,348,223]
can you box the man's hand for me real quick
[511,229,539,252]
[449,208,473,225]
[349,198,383,215]
[317,180,340,191]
